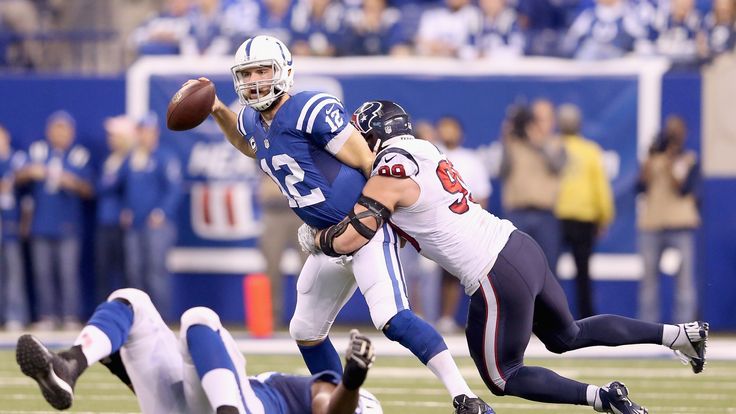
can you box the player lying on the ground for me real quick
[16,288,381,414]
[299,100,710,414]
[198,34,491,414]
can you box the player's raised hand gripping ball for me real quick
[166,78,216,131]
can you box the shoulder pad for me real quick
[372,147,419,179]
[294,92,343,133]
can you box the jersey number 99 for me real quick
[436,160,472,214]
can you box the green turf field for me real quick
[1,351,734,413]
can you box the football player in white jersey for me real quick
[16,288,381,414]
[300,100,710,414]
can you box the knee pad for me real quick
[180,307,222,334]
[108,288,151,308]
[289,315,329,343]
[539,322,580,354]
[107,288,154,320]
[383,310,447,364]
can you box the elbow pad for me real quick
[320,195,392,257]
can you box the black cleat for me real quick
[452,394,495,414]
[16,334,82,410]
[673,321,709,374]
[598,381,648,414]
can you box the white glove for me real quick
[297,223,320,255]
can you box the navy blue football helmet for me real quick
[351,100,413,152]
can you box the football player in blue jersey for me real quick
[17,288,382,414]
[193,34,491,413]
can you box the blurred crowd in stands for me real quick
[0,112,181,330]
[0,0,734,72]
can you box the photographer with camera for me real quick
[500,99,566,277]
[637,115,701,323]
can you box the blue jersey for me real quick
[703,13,736,56]
[0,149,25,241]
[247,371,340,414]
[96,154,127,226]
[26,140,92,238]
[237,92,366,229]
[119,148,182,229]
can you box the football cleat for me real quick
[16,334,83,410]
[597,381,648,414]
[673,321,709,374]
[452,394,496,414]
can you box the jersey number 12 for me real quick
[261,155,326,208]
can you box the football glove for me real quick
[343,329,375,390]
[297,223,320,255]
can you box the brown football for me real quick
[166,79,216,131]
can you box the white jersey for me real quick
[372,138,516,295]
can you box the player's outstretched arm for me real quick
[210,96,256,159]
[314,175,417,256]
[312,330,376,414]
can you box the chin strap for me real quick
[319,195,392,257]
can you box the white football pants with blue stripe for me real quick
[107,289,258,414]
[290,224,409,341]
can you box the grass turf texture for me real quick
[1,351,734,413]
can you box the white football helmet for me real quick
[356,389,383,414]
[231,35,294,111]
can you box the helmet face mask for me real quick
[231,36,294,111]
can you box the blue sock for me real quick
[297,336,343,375]
[186,325,239,379]
[186,325,247,411]
[384,309,447,364]
[87,300,134,353]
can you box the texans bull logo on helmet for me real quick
[351,101,383,134]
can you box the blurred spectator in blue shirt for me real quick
[517,0,578,55]
[654,0,702,63]
[16,111,93,330]
[131,0,192,55]
[343,0,412,56]
[697,0,735,59]
[290,0,345,56]
[630,0,661,43]
[0,125,29,331]
[222,0,261,46]
[181,0,231,56]
[95,116,136,303]
[119,114,181,319]
[464,0,525,59]
[256,0,296,46]
[561,0,648,59]
[415,0,481,57]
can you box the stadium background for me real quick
[0,0,734,333]
[1,57,734,330]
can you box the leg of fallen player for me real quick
[17,288,190,412]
